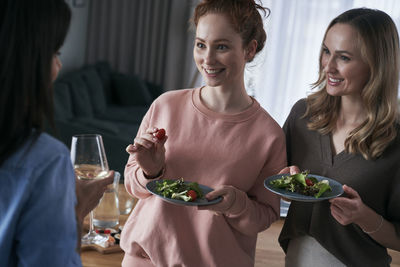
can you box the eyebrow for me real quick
[323,43,354,56]
[195,37,232,43]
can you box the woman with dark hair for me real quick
[0,0,113,265]
[278,8,400,266]
[121,0,286,266]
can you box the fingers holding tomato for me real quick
[133,127,167,149]
[153,128,166,140]
[126,127,168,177]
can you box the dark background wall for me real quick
[59,0,199,90]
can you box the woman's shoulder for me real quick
[31,132,69,158]
[154,88,194,103]
[290,98,307,116]
[5,132,70,170]
[256,107,283,131]
[282,98,308,123]
[391,121,400,147]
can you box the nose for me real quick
[204,48,216,65]
[56,56,62,69]
[323,55,336,73]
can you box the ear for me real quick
[245,39,258,61]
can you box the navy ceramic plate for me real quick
[264,174,344,202]
[146,179,222,206]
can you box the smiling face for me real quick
[321,23,370,98]
[193,13,253,89]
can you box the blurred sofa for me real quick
[48,61,163,177]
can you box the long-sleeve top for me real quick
[0,132,81,267]
[121,87,287,267]
[279,99,400,267]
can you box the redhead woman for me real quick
[121,0,286,266]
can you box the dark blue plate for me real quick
[264,174,344,202]
[146,179,222,206]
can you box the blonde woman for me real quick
[278,8,400,267]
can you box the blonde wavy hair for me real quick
[305,8,400,160]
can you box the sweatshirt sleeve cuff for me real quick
[136,166,165,188]
[225,188,248,217]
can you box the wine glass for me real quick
[70,134,109,245]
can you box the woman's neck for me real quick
[337,95,367,129]
[331,96,367,155]
[200,85,253,114]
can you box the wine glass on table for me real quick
[70,134,109,245]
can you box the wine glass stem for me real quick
[89,211,95,234]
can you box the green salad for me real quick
[155,178,204,202]
[270,171,332,198]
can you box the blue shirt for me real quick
[0,133,82,266]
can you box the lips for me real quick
[205,69,220,74]
[327,75,344,86]
[204,68,224,76]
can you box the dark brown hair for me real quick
[192,0,269,55]
[0,0,71,166]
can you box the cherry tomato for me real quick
[154,128,166,140]
[305,178,314,186]
[187,190,197,201]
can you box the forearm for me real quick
[224,190,280,236]
[75,214,83,253]
[124,157,159,199]
[357,206,400,251]
[370,219,400,251]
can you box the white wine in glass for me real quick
[70,134,109,245]
[74,164,109,180]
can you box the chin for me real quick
[204,80,222,87]
[326,87,343,97]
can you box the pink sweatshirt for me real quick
[121,88,286,267]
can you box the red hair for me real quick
[192,0,269,55]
